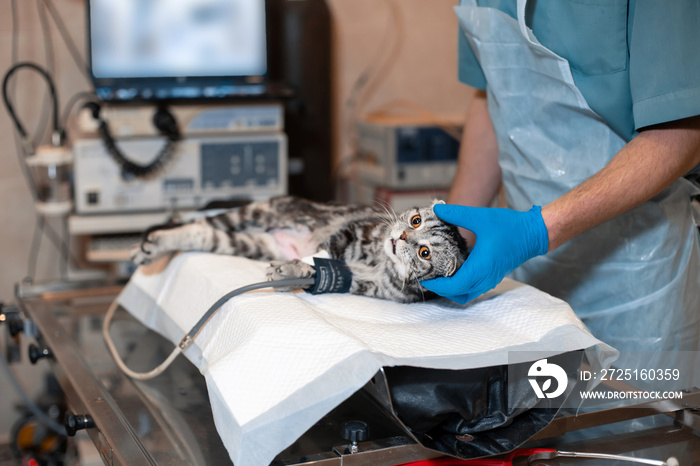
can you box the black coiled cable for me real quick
[84,101,181,180]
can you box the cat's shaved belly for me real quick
[271,228,318,260]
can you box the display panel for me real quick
[88,0,268,102]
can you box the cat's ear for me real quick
[445,256,458,277]
[432,199,446,207]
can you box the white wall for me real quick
[327,0,474,164]
[0,0,474,438]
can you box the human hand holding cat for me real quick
[420,204,549,304]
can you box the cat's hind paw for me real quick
[266,259,315,288]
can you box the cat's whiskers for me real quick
[390,249,411,293]
[401,267,418,294]
[412,274,428,302]
[399,272,408,292]
[375,201,398,228]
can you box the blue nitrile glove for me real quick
[421,204,549,304]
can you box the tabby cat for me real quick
[131,196,468,303]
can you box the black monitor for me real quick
[87,0,275,102]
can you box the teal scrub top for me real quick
[458,0,700,142]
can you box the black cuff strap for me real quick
[309,258,353,295]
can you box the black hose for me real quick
[185,278,317,342]
[2,62,61,141]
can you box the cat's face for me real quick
[384,202,468,284]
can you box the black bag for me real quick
[374,351,584,459]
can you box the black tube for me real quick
[186,278,316,341]
[2,62,60,140]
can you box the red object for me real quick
[399,448,557,466]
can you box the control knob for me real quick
[64,413,95,437]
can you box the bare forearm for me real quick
[448,90,501,207]
[542,117,700,251]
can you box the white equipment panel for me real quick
[73,134,286,214]
[355,116,461,190]
[77,103,284,137]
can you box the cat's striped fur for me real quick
[132,196,468,303]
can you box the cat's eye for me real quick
[410,215,422,228]
[418,245,431,260]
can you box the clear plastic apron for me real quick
[455,0,700,362]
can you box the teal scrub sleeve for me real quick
[630,0,700,129]
[457,26,487,90]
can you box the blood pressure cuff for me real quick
[309,257,352,294]
[382,350,584,458]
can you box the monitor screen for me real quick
[88,0,268,101]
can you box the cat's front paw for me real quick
[130,232,164,265]
[266,259,315,288]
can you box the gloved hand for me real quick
[421,204,549,304]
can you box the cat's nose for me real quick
[399,231,407,241]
